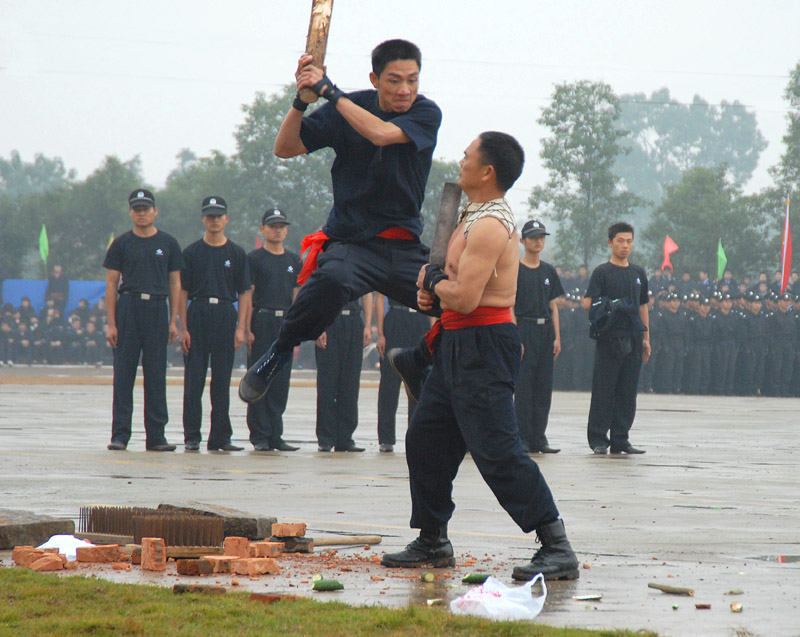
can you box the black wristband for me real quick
[311,73,345,105]
[422,264,448,293]
[292,94,309,112]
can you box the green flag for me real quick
[39,224,49,267]
[716,239,727,280]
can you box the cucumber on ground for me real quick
[462,573,491,584]
[421,571,435,583]
[312,579,344,591]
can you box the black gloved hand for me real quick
[422,264,448,293]
[292,93,309,112]
[311,74,345,105]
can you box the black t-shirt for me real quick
[181,239,250,301]
[247,248,301,310]
[585,262,649,307]
[103,230,182,295]
[300,89,442,242]
[515,261,564,319]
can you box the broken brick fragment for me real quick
[29,554,65,572]
[271,522,306,537]
[141,538,167,572]
[223,536,250,558]
[76,545,129,563]
[230,557,280,576]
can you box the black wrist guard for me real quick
[422,264,448,293]
[292,93,309,112]
[311,73,345,105]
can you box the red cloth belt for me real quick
[296,227,416,286]
[424,306,513,353]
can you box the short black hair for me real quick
[608,221,634,240]
[371,39,421,77]
[476,131,525,192]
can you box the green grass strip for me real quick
[0,567,651,637]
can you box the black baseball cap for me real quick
[261,208,290,226]
[521,219,549,238]
[201,196,228,216]
[129,188,155,208]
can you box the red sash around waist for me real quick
[296,227,416,286]
[424,306,513,353]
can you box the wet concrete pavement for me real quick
[0,365,798,636]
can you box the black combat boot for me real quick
[381,525,455,568]
[511,518,579,581]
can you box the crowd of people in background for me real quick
[4,263,800,400]
[553,264,800,397]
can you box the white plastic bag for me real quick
[450,574,547,621]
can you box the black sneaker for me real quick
[381,528,455,568]
[238,342,290,404]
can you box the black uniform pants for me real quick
[276,239,433,354]
[406,323,559,534]
[587,335,643,450]
[111,295,169,446]
[315,312,363,448]
[710,342,738,395]
[377,307,430,445]
[183,301,237,447]
[247,310,292,447]
[514,319,556,449]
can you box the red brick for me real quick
[76,545,129,563]
[271,523,306,537]
[12,546,39,566]
[29,554,65,572]
[250,541,284,557]
[230,558,280,576]
[112,562,131,571]
[223,536,250,558]
[196,559,214,575]
[200,555,234,574]
[141,538,167,571]
[64,560,78,570]
[176,559,200,576]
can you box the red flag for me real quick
[662,235,679,270]
[781,198,792,294]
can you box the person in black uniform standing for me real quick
[104,189,182,451]
[583,222,650,455]
[375,292,432,452]
[315,294,373,452]
[513,220,564,454]
[245,209,301,452]
[179,196,251,452]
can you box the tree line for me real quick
[2,63,799,281]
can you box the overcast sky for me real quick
[2,0,799,214]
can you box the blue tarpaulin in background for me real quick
[1,280,106,315]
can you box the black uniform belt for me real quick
[256,308,287,317]
[519,316,551,325]
[388,304,418,313]
[120,291,167,301]
[190,296,232,305]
